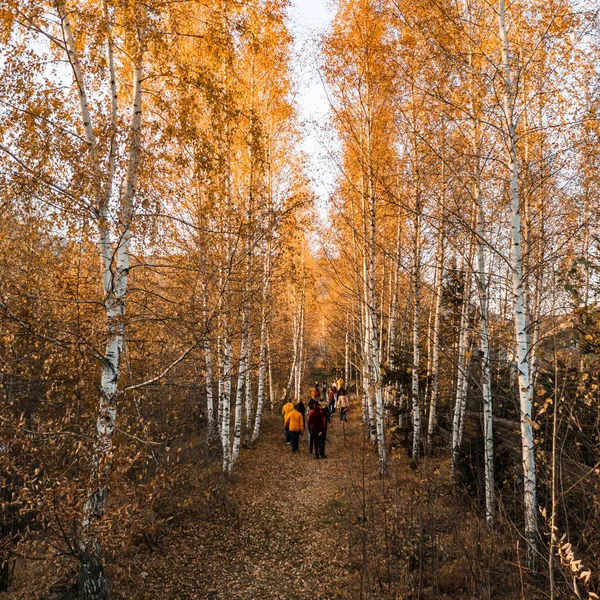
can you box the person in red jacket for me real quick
[307,403,327,459]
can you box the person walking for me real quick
[307,402,327,459]
[282,397,294,445]
[328,385,336,414]
[311,381,320,401]
[336,385,349,422]
[297,398,306,427]
[321,381,327,402]
[284,404,304,453]
[307,399,316,452]
[320,401,331,457]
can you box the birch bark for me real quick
[230,331,247,473]
[411,207,422,464]
[473,125,495,526]
[252,240,271,442]
[203,292,217,446]
[451,250,473,480]
[221,332,232,472]
[58,2,147,594]
[426,222,444,454]
[499,0,537,565]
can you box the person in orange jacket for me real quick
[281,398,295,444]
[284,404,305,453]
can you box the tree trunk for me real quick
[411,208,422,464]
[252,246,271,442]
[451,251,473,480]
[230,330,247,473]
[499,0,537,566]
[59,0,147,593]
[221,332,232,473]
[474,147,495,527]
[426,222,444,454]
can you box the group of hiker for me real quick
[281,378,349,459]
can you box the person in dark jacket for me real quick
[307,399,316,452]
[297,399,306,428]
[308,403,327,459]
[320,402,331,457]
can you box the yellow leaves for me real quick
[524,416,540,431]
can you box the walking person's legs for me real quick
[314,432,323,459]
[290,431,300,453]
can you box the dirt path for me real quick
[141,413,362,600]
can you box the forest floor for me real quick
[134,411,364,600]
[119,402,537,600]
[3,398,540,600]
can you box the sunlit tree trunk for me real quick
[451,250,473,479]
[252,244,271,442]
[285,294,299,400]
[366,157,386,475]
[244,332,253,433]
[59,1,147,594]
[386,214,402,407]
[411,205,422,464]
[221,332,232,473]
[426,221,444,455]
[203,292,217,446]
[230,329,247,473]
[474,135,495,526]
[499,0,537,566]
[267,331,274,412]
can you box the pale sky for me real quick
[287,0,337,213]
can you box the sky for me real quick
[287,0,337,214]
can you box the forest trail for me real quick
[139,411,362,600]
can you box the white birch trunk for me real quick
[473,130,495,526]
[499,0,537,566]
[230,332,247,473]
[411,210,422,463]
[252,237,271,442]
[451,254,473,479]
[297,290,305,399]
[344,326,349,385]
[367,184,386,475]
[426,224,444,454]
[204,334,217,445]
[362,303,377,443]
[285,305,299,400]
[244,331,253,432]
[385,216,402,407]
[267,331,274,412]
[477,208,495,527]
[217,334,223,431]
[221,333,232,473]
[59,1,146,593]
